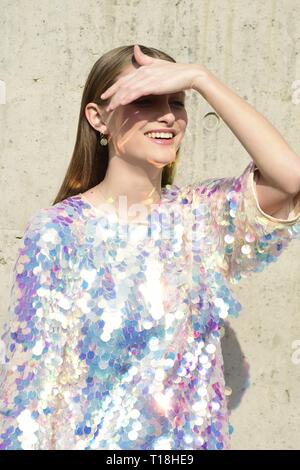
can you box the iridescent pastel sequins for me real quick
[1,160,299,449]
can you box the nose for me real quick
[157,103,176,124]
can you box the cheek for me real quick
[116,110,149,138]
[178,115,188,133]
[180,108,188,122]
[118,107,149,129]
[113,123,148,150]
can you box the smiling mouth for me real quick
[144,134,176,145]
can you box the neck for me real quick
[97,155,163,209]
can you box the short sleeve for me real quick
[190,160,300,284]
[0,209,73,449]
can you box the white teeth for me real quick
[145,132,174,139]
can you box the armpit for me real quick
[252,166,300,222]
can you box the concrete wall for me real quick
[0,0,299,449]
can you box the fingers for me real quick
[101,74,135,100]
[101,83,118,100]
[106,80,152,112]
[101,66,150,102]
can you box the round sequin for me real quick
[241,244,251,255]
[224,234,235,244]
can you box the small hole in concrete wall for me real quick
[203,112,221,131]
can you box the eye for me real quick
[173,101,185,107]
[133,99,150,104]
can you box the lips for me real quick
[144,128,177,136]
[144,134,175,145]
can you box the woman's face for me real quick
[103,64,188,169]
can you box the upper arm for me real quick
[0,209,71,449]
[188,159,300,285]
[254,168,300,220]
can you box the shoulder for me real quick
[22,195,84,249]
[171,177,229,206]
[176,161,256,200]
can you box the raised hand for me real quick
[100,44,202,112]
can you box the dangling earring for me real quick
[99,132,108,146]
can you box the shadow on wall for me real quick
[221,321,250,410]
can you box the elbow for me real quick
[287,178,300,196]
[290,162,300,195]
[284,163,300,196]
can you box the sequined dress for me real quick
[1,160,300,450]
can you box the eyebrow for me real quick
[162,91,186,98]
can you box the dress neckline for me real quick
[76,185,180,226]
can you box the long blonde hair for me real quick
[52,44,182,206]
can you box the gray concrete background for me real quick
[0,0,299,450]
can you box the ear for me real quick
[85,103,109,134]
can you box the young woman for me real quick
[1,44,300,450]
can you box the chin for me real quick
[145,158,172,168]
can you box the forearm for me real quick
[191,65,300,195]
